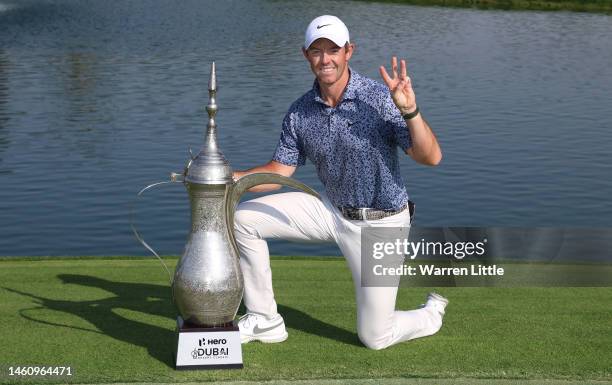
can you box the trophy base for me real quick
[174,316,243,370]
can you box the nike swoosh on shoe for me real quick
[252,322,284,334]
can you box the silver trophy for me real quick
[134,62,318,369]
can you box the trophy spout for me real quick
[225,173,320,252]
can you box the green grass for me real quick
[0,257,610,384]
[364,0,612,14]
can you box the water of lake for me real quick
[1,0,611,257]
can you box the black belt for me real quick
[338,201,415,222]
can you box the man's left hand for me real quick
[379,57,417,115]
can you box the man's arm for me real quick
[233,160,297,192]
[404,113,442,166]
[380,56,442,166]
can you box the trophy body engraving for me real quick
[173,184,242,326]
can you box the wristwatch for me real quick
[402,106,420,120]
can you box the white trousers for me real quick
[234,192,443,350]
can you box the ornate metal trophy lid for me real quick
[184,62,233,185]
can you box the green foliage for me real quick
[0,257,610,384]
[363,0,612,13]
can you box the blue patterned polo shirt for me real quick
[272,70,412,210]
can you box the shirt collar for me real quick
[312,68,360,106]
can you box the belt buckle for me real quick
[360,208,368,221]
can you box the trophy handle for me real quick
[225,173,321,254]
[130,176,184,284]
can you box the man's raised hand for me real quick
[379,57,417,115]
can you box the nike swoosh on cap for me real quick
[316,24,332,29]
[252,322,283,334]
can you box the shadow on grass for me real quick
[278,304,361,347]
[4,274,176,368]
[237,303,361,347]
[6,273,361,367]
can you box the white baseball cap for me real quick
[304,15,350,49]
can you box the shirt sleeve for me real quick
[382,92,412,152]
[272,112,306,167]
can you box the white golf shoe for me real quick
[424,292,449,315]
[238,312,288,344]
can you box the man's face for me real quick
[303,38,353,86]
